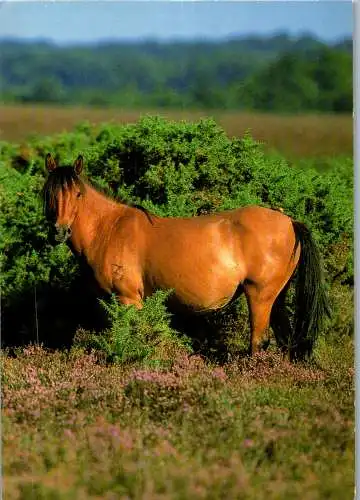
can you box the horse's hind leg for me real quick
[244,282,279,355]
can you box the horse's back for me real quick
[223,205,290,227]
[143,205,295,269]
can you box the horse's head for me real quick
[43,154,85,244]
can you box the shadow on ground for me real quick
[2,274,249,362]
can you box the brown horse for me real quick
[43,154,330,360]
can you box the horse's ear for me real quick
[45,153,57,172]
[73,155,84,175]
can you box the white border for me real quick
[354,0,359,496]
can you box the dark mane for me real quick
[130,204,154,225]
[43,168,154,224]
[42,167,85,221]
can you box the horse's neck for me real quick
[70,185,124,258]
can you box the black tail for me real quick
[290,221,331,360]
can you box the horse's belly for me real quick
[146,257,242,313]
[171,290,237,313]
[145,218,246,311]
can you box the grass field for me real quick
[0,104,353,159]
[2,340,354,500]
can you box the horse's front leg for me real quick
[112,264,144,310]
[117,294,143,309]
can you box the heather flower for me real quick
[242,439,254,448]
[211,367,227,381]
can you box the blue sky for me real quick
[0,1,352,44]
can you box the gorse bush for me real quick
[0,164,78,306]
[74,290,192,366]
[0,116,353,349]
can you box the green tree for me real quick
[22,77,66,104]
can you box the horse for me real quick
[42,153,330,360]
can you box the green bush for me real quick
[74,290,192,366]
[0,164,78,306]
[0,116,353,351]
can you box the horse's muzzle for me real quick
[54,224,72,243]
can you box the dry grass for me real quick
[0,104,353,159]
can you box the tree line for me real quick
[0,33,352,113]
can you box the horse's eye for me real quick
[76,192,82,198]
